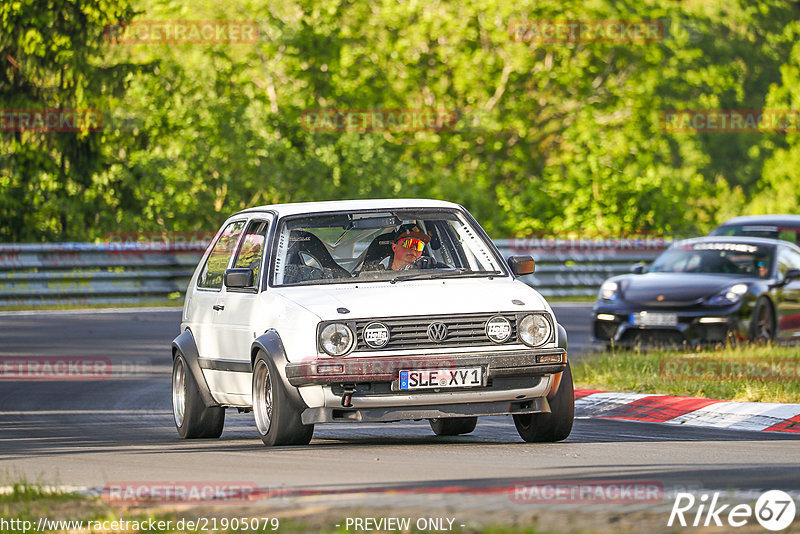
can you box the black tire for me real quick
[252,352,314,446]
[513,363,574,443]
[172,353,225,439]
[429,416,478,436]
[749,297,776,343]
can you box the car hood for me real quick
[620,273,751,306]
[272,278,548,320]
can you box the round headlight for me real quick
[518,314,552,347]
[319,323,354,356]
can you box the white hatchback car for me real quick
[172,199,573,446]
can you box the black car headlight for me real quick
[518,314,553,347]
[599,281,619,301]
[706,283,748,306]
[319,323,355,356]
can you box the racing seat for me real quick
[285,231,350,280]
[360,232,395,271]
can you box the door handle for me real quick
[212,304,225,311]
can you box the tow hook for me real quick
[341,385,356,408]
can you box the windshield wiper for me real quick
[389,269,502,284]
[429,269,502,279]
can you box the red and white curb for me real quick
[574,389,800,433]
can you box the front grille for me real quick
[353,313,518,351]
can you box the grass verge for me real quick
[0,482,571,534]
[572,344,800,403]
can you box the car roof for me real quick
[233,198,463,217]
[675,235,800,252]
[715,214,800,228]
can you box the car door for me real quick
[191,219,246,360]
[215,218,271,362]
[775,245,800,338]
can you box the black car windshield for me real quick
[649,242,774,278]
[271,209,506,286]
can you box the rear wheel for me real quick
[749,298,775,343]
[252,352,314,446]
[172,353,225,439]
[513,363,574,443]
[429,417,478,436]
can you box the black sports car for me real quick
[709,214,800,246]
[592,236,800,346]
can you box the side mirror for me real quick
[631,262,645,275]
[785,268,800,282]
[224,268,255,289]
[508,255,535,276]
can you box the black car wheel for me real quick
[252,352,314,446]
[513,363,574,442]
[429,417,478,436]
[172,352,225,439]
[749,297,775,343]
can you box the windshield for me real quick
[271,209,506,286]
[710,224,800,245]
[649,242,774,278]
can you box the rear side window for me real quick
[197,221,245,289]
[777,230,800,245]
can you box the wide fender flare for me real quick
[547,324,569,400]
[172,330,218,408]
[251,330,308,409]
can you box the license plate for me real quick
[399,367,483,390]
[629,312,678,327]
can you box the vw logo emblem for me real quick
[427,322,448,342]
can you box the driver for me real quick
[390,225,431,270]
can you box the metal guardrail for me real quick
[0,238,672,307]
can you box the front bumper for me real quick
[285,348,566,386]
[591,305,749,345]
[285,348,566,421]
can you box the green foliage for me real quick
[572,344,800,403]
[2,0,800,241]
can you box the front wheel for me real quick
[252,353,314,446]
[172,353,225,439]
[513,363,574,443]
[429,417,478,436]
[749,297,775,343]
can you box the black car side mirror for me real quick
[508,255,535,276]
[224,268,255,288]
[785,268,800,282]
[630,262,645,275]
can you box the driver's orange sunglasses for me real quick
[397,238,425,252]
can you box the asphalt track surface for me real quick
[0,305,798,508]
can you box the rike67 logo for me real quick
[669,490,796,531]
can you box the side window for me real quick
[775,247,800,279]
[197,221,245,289]
[232,220,269,287]
[778,230,800,246]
